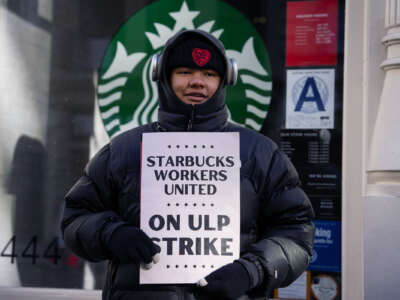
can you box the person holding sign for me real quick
[62,29,315,300]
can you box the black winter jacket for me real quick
[61,30,314,300]
[62,122,314,299]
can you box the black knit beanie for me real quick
[166,37,225,77]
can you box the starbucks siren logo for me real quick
[97,0,272,137]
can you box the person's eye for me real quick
[205,72,216,77]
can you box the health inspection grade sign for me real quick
[140,132,240,284]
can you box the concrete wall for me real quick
[0,0,103,291]
[363,0,400,298]
[0,0,51,286]
[343,0,400,299]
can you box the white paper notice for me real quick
[286,69,335,129]
[140,132,241,284]
[277,271,308,299]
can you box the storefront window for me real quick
[0,0,344,297]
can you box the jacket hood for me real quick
[157,30,229,131]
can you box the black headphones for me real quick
[150,53,238,86]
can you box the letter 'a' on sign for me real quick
[140,132,241,284]
[294,77,326,112]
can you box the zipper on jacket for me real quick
[156,122,166,132]
[187,106,195,131]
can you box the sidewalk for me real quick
[0,288,101,300]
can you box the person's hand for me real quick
[107,226,160,268]
[196,261,251,299]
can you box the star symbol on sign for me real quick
[169,1,200,31]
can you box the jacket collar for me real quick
[157,105,228,132]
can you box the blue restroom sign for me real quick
[308,220,341,272]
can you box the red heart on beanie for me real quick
[192,48,211,67]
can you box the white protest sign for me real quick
[140,132,240,284]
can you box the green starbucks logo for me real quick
[97,0,272,137]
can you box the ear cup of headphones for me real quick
[150,54,161,81]
[227,58,238,86]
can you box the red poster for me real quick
[286,0,338,67]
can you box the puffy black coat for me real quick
[61,30,314,300]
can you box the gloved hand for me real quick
[107,226,160,268]
[196,261,251,299]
